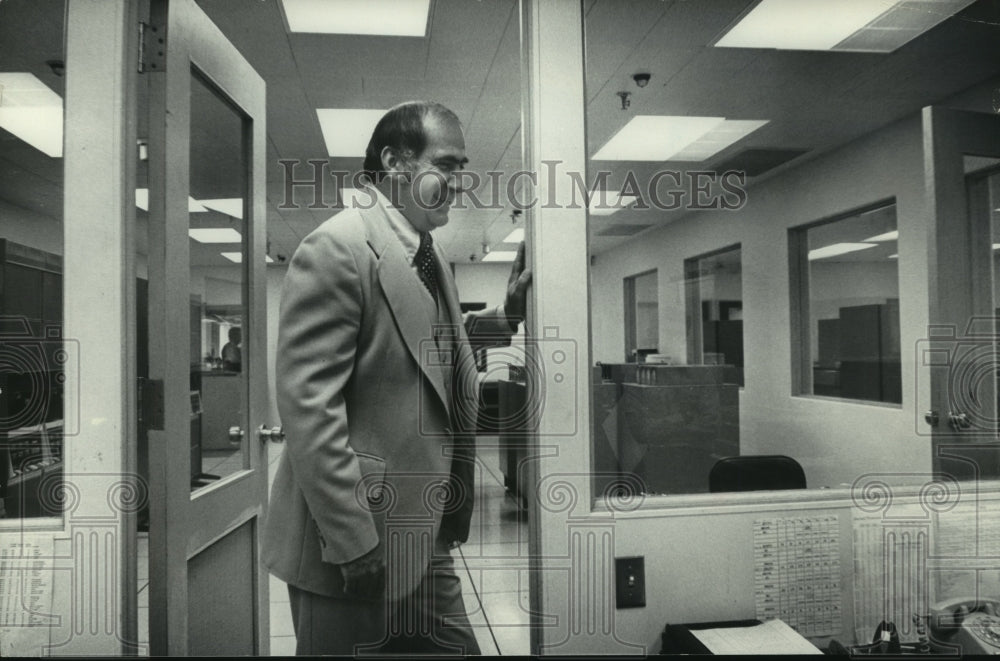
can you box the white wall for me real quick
[0,199,63,255]
[590,113,931,491]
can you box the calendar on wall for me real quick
[753,515,842,636]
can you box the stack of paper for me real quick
[690,619,822,655]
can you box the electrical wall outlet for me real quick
[615,556,646,609]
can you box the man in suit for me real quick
[264,101,530,655]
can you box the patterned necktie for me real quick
[414,231,439,304]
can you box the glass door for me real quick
[923,107,1000,483]
[144,0,270,654]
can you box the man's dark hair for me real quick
[361,101,460,184]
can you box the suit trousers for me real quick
[287,539,481,656]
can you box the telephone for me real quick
[929,597,1000,655]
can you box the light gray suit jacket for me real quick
[263,201,513,600]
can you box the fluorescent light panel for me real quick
[589,193,638,216]
[715,0,976,53]
[482,251,518,263]
[221,252,273,264]
[862,230,898,242]
[200,198,244,218]
[135,188,207,212]
[282,0,430,36]
[593,116,724,161]
[671,120,769,161]
[0,73,63,157]
[317,109,387,157]
[808,242,877,261]
[592,116,769,162]
[189,228,242,243]
[502,228,524,243]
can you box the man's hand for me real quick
[504,242,532,328]
[339,543,386,600]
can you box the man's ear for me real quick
[381,146,412,183]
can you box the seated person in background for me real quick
[221,327,242,372]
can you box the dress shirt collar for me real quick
[367,184,423,265]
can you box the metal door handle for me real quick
[258,424,285,442]
[948,412,972,431]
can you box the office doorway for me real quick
[139,0,271,654]
[924,107,1000,483]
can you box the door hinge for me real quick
[141,378,165,431]
[138,20,166,73]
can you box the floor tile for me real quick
[466,567,530,594]
[465,601,499,655]
[461,541,530,559]
[491,622,531,656]
[269,574,288,603]
[466,522,529,545]
[137,605,149,645]
[269,635,297,657]
[269,599,295,637]
[479,591,530,627]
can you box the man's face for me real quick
[399,114,467,232]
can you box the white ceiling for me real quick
[1,0,1000,269]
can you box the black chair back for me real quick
[708,455,806,492]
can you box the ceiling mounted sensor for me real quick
[633,73,651,88]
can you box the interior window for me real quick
[0,0,67,519]
[791,202,901,405]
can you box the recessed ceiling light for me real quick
[0,73,63,158]
[317,109,387,157]
[200,198,244,218]
[482,251,518,263]
[670,119,769,161]
[281,0,431,36]
[135,188,207,212]
[862,230,898,242]
[589,193,638,216]
[714,0,976,53]
[808,242,877,260]
[189,228,242,243]
[993,243,1000,250]
[593,116,724,161]
[502,228,524,243]
[888,254,899,259]
[221,252,273,264]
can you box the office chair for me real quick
[708,455,806,493]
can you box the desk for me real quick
[661,619,822,654]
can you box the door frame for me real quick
[0,1,141,656]
[923,106,1000,480]
[145,0,269,654]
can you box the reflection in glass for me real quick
[685,247,744,386]
[624,270,658,362]
[0,0,66,519]
[188,68,248,493]
[795,203,901,404]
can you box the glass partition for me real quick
[0,0,67,519]
[187,68,249,492]
[582,0,1000,500]
[792,203,900,404]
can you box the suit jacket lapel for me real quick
[361,204,451,417]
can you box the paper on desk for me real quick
[690,618,822,655]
